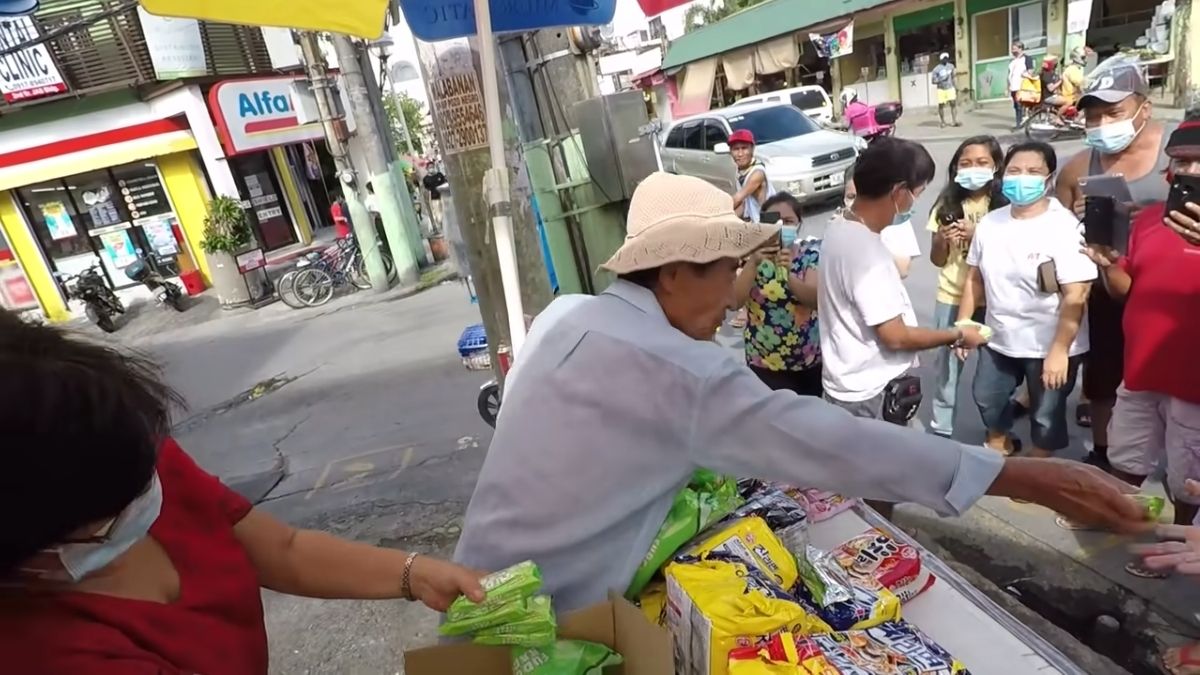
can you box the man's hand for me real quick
[991,458,1148,533]
[746,245,779,268]
[408,556,487,612]
[958,325,988,349]
[1166,202,1200,247]
[1081,244,1119,268]
[1131,479,1200,574]
[1042,349,1069,389]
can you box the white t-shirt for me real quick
[881,221,922,260]
[818,217,919,401]
[966,201,1096,359]
[1008,56,1028,92]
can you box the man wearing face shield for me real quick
[1056,60,1176,469]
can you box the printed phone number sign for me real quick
[430,72,489,154]
[0,17,68,103]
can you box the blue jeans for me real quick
[1012,94,1023,126]
[930,301,984,437]
[973,346,1082,451]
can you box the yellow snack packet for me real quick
[664,559,828,675]
[685,516,799,589]
[639,581,667,627]
[728,632,829,674]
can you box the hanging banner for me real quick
[0,16,68,103]
[809,21,855,60]
[398,0,616,42]
[137,8,207,79]
[141,0,388,39]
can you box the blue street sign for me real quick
[0,0,38,16]
[398,0,614,42]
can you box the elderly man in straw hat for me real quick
[453,172,1147,613]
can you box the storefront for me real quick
[969,0,1049,100]
[208,75,332,251]
[894,3,956,109]
[836,21,890,104]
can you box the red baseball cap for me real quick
[728,129,755,146]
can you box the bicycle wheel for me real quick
[293,267,335,306]
[349,251,373,290]
[1023,109,1063,142]
[276,270,307,309]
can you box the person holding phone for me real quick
[1056,59,1176,467]
[729,129,775,222]
[1080,116,1200,550]
[926,136,1009,439]
[958,142,1096,458]
[733,192,823,396]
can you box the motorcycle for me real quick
[56,264,124,333]
[845,99,903,144]
[124,250,185,312]
[1023,101,1085,141]
[477,345,512,428]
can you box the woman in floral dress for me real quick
[733,192,823,396]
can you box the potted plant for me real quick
[200,196,254,307]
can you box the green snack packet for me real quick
[472,595,556,640]
[473,627,557,647]
[1133,494,1166,519]
[440,596,532,636]
[445,560,542,623]
[626,469,742,598]
[512,640,624,675]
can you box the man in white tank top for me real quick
[729,129,776,221]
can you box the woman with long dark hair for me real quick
[926,135,1008,439]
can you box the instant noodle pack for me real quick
[642,479,967,675]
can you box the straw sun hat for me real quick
[601,172,780,275]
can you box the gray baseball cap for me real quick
[1079,61,1149,107]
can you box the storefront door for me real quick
[971,0,1048,100]
[230,152,297,252]
[895,4,956,109]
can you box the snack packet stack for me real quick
[728,623,970,675]
[513,639,623,675]
[681,516,799,588]
[794,545,901,632]
[832,529,935,603]
[798,490,858,523]
[440,560,556,647]
[724,488,809,561]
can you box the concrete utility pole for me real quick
[299,32,386,291]
[332,34,420,289]
[416,38,553,371]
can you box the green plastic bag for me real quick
[440,596,533,636]
[626,469,743,598]
[1133,494,1166,520]
[512,640,624,675]
[445,560,541,624]
[471,595,556,646]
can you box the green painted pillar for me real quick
[370,168,419,286]
[884,17,901,100]
[389,161,429,266]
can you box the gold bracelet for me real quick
[401,552,420,601]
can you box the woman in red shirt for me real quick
[0,312,486,674]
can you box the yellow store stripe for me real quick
[0,192,69,321]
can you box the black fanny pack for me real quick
[882,374,923,425]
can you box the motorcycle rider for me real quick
[1060,47,1088,115]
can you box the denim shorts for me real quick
[973,347,1083,451]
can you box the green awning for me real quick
[662,0,893,71]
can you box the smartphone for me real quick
[1079,174,1134,203]
[1084,196,1131,254]
[759,211,782,225]
[1166,174,1200,219]
[1037,260,1060,294]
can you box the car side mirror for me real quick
[714,142,730,155]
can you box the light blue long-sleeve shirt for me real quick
[453,280,1004,612]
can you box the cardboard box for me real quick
[405,596,674,674]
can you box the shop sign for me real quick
[136,214,181,257]
[399,0,615,42]
[0,17,68,103]
[137,8,207,80]
[429,71,488,154]
[209,76,325,155]
[235,248,266,274]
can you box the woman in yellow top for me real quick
[927,136,1008,438]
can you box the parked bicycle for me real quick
[276,235,398,309]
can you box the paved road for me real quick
[116,131,1190,674]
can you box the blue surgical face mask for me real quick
[892,189,915,226]
[1084,103,1147,154]
[1001,175,1048,206]
[54,474,162,582]
[955,167,995,191]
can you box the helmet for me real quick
[840,88,858,105]
[1070,46,1086,65]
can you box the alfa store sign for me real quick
[0,17,68,103]
[208,76,326,155]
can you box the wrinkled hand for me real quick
[773,247,794,269]
[747,245,778,267]
[1042,350,1069,390]
[997,457,1148,533]
[1130,480,1200,574]
[1080,243,1119,268]
[407,556,487,612]
[1165,202,1200,247]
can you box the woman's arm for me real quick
[233,508,486,611]
[733,256,761,307]
[955,266,983,324]
[787,269,819,307]
[1042,281,1091,389]
[930,230,952,268]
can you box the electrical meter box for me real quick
[572,91,659,203]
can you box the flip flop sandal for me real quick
[1076,402,1092,428]
[1164,643,1200,675]
[1056,515,1095,530]
[1126,560,1170,579]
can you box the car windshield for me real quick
[725,106,821,144]
[790,90,827,110]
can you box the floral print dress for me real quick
[745,238,822,372]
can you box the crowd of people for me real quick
[4,55,1200,675]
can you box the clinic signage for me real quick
[0,17,68,103]
[208,76,325,155]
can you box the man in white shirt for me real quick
[1008,41,1034,129]
[843,168,922,278]
[820,138,989,422]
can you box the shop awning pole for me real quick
[472,0,528,357]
